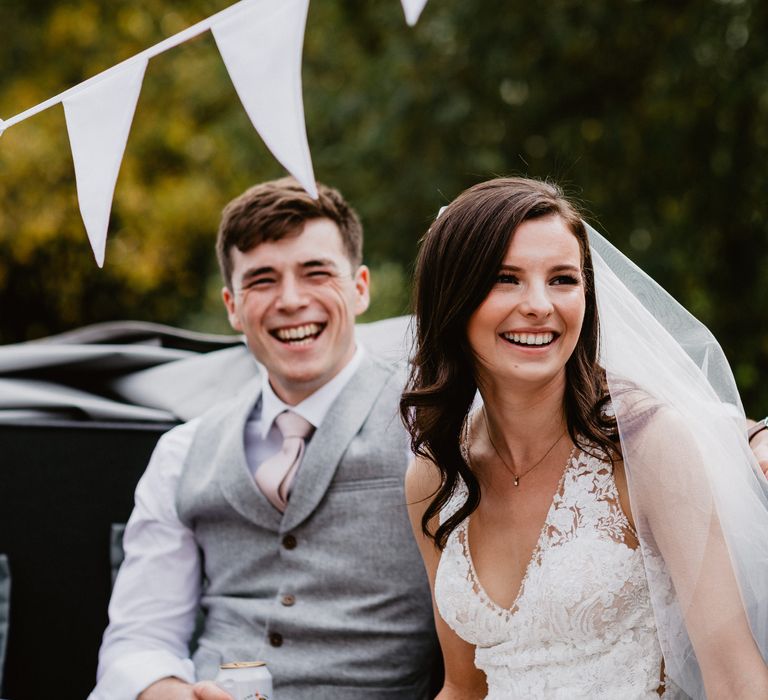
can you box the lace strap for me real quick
[459,412,471,463]
[567,449,639,543]
[439,416,473,525]
[440,479,468,525]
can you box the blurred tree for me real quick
[1,0,767,414]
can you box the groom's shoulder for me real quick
[362,352,408,400]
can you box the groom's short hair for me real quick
[216,177,363,289]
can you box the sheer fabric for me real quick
[435,448,670,699]
[589,226,768,697]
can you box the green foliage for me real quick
[1,0,768,413]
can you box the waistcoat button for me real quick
[281,594,296,606]
[269,632,283,647]
[282,534,297,549]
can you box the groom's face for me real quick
[222,218,370,405]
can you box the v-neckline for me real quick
[461,446,576,616]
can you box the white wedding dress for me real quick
[435,447,672,699]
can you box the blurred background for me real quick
[1,0,767,413]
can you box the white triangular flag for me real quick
[401,0,429,26]
[63,60,147,267]
[212,0,316,198]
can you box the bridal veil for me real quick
[589,224,768,697]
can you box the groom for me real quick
[90,178,437,700]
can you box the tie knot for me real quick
[275,410,314,440]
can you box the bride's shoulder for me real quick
[405,453,443,504]
[405,453,469,529]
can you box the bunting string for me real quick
[0,0,428,266]
[0,0,259,134]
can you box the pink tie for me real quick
[255,411,315,512]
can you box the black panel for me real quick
[0,421,173,699]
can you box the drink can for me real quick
[215,661,273,700]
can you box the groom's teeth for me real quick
[504,332,554,346]
[275,323,322,342]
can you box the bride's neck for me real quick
[477,375,567,451]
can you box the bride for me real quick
[400,177,768,699]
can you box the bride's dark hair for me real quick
[400,177,619,549]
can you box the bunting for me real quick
[401,0,429,26]
[0,0,428,264]
[63,61,147,267]
[211,0,316,198]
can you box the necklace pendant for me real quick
[513,475,520,487]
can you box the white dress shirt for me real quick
[89,347,364,700]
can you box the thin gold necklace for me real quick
[482,408,567,487]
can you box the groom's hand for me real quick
[139,678,232,700]
[190,682,232,700]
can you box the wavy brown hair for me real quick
[216,177,363,290]
[400,177,619,549]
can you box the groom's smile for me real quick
[270,321,327,345]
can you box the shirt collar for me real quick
[258,344,365,439]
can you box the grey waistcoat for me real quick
[176,354,437,699]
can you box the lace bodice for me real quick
[435,448,666,699]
